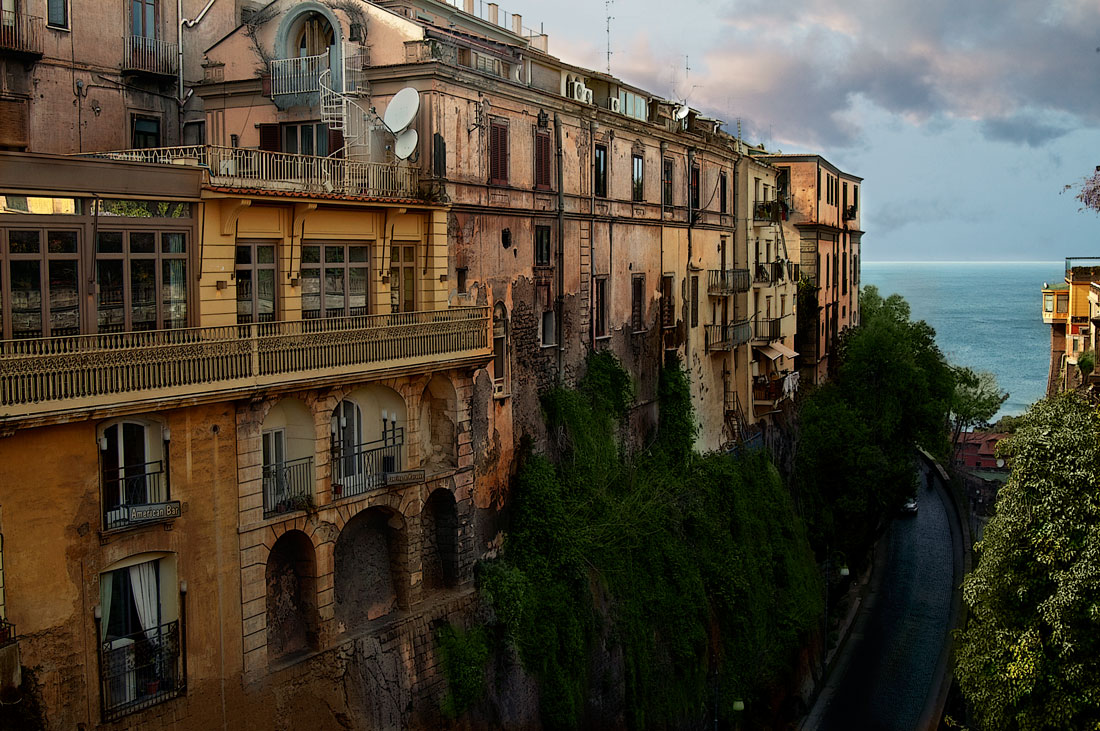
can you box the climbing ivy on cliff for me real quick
[465,352,821,729]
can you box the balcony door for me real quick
[131,0,157,39]
[100,421,165,529]
[389,245,415,313]
[300,244,369,320]
[294,12,333,58]
[331,400,366,492]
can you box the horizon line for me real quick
[863,260,1063,265]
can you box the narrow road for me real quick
[814,469,959,730]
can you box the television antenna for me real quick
[605,0,614,74]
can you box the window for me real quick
[493,303,509,388]
[780,294,786,316]
[1044,293,1054,313]
[534,225,551,267]
[282,122,329,157]
[660,275,674,328]
[131,0,157,38]
[632,154,644,202]
[98,555,183,721]
[1056,294,1069,313]
[853,185,859,212]
[131,116,160,149]
[47,0,68,28]
[594,277,607,337]
[489,120,509,185]
[719,172,728,213]
[842,252,848,295]
[631,274,645,332]
[389,244,415,313]
[690,166,700,210]
[4,229,80,339]
[541,309,557,346]
[817,167,821,201]
[594,144,608,198]
[96,229,188,332]
[691,275,699,328]
[617,90,649,121]
[300,244,370,319]
[235,241,276,324]
[662,158,674,206]
[99,419,170,531]
[535,131,551,190]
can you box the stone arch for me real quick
[421,488,459,593]
[333,507,408,629]
[266,530,319,660]
[331,385,408,497]
[418,374,458,472]
[260,398,316,517]
[274,2,343,61]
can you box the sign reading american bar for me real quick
[128,501,183,522]
[384,470,426,487]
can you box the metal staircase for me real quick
[318,48,372,160]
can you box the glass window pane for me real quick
[130,231,155,254]
[48,260,80,335]
[257,270,275,322]
[257,245,275,264]
[162,232,186,253]
[325,246,344,264]
[97,261,125,332]
[402,267,414,312]
[301,127,314,156]
[162,259,187,328]
[236,246,251,265]
[349,246,368,262]
[403,247,414,263]
[131,259,156,331]
[349,267,367,315]
[8,230,39,254]
[315,125,328,157]
[301,268,320,318]
[97,232,123,253]
[131,0,141,35]
[324,269,345,317]
[48,230,78,254]
[10,260,42,338]
[302,246,320,264]
[47,0,67,27]
[236,269,254,323]
[284,126,298,155]
[144,2,154,38]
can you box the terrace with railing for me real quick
[707,269,751,296]
[102,460,180,531]
[705,319,753,352]
[0,307,491,422]
[262,456,314,518]
[100,620,184,722]
[78,146,420,199]
[123,35,177,76]
[754,316,783,342]
[331,429,423,500]
[269,52,328,95]
[0,9,43,57]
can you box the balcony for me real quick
[122,35,178,78]
[332,428,424,500]
[705,319,752,352]
[269,53,328,96]
[99,620,184,722]
[0,9,43,58]
[844,204,858,221]
[753,372,799,405]
[262,456,314,519]
[102,459,180,531]
[78,146,420,200]
[753,200,781,223]
[0,307,491,422]
[707,269,751,295]
[754,316,783,341]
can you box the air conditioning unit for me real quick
[583,88,594,105]
[608,97,621,113]
[572,84,587,101]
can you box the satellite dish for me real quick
[675,104,690,120]
[384,87,420,133]
[394,128,418,160]
[996,457,1005,468]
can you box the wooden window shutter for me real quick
[328,128,345,158]
[0,99,29,150]
[535,132,550,189]
[258,124,281,152]
[490,122,508,184]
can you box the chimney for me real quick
[512,13,522,35]
[463,0,473,13]
[487,3,498,25]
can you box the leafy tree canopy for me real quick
[950,367,1009,452]
[956,393,1100,730]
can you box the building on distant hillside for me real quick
[763,153,862,385]
[1041,258,1100,396]
[954,432,1010,471]
[0,0,809,727]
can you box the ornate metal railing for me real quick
[0,307,490,419]
[262,456,314,518]
[0,9,43,55]
[332,429,405,500]
[0,620,15,648]
[269,53,328,95]
[123,35,177,76]
[100,620,183,722]
[754,316,783,341]
[101,460,177,531]
[705,319,752,352]
[76,145,420,199]
[707,269,751,295]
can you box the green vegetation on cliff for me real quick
[453,352,821,729]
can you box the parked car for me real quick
[902,497,918,515]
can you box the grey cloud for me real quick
[980,113,1074,147]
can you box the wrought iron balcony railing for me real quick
[754,316,783,341]
[0,9,43,56]
[262,456,314,518]
[123,35,178,76]
[269,53,328,95]
[102,459,179,531]
[705,319,753,352]
[77,145,420,199]
[332,428,421,500]
[0,307,491,420]
[100,620,184,722]
[707,269,751,295]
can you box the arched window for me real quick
[261,399,315,518]
[99,419,170,531]
[266,530,319,660]
[292,12,334,58]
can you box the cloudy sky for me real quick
[503,0,1100,260]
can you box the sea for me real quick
[861,262,1065,420]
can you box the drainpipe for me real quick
[178,0,217,101]
[686,147,695,365]
[554,112,565,382]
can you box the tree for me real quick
[949,367,1009,453]
[955,393,1100,730]
[1077,167,1100,213]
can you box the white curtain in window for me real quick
[99,571,115,642]
[129,562,159,641]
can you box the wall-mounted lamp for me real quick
[537,109,549,128]
[839,566,850,577]
[91,103,102,116]
[290,277,299,287]
[439,273,448,282]
[216,280,228,290]
[180,580,188,595]
[93,604,102,620]
[163,427,171,442]
[733,700,745,712]
[98,435,108,451]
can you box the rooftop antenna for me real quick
[605,0,614,74]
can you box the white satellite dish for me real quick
[675,104,690,120]
[394,128,418,160]
[384,87,420,133]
